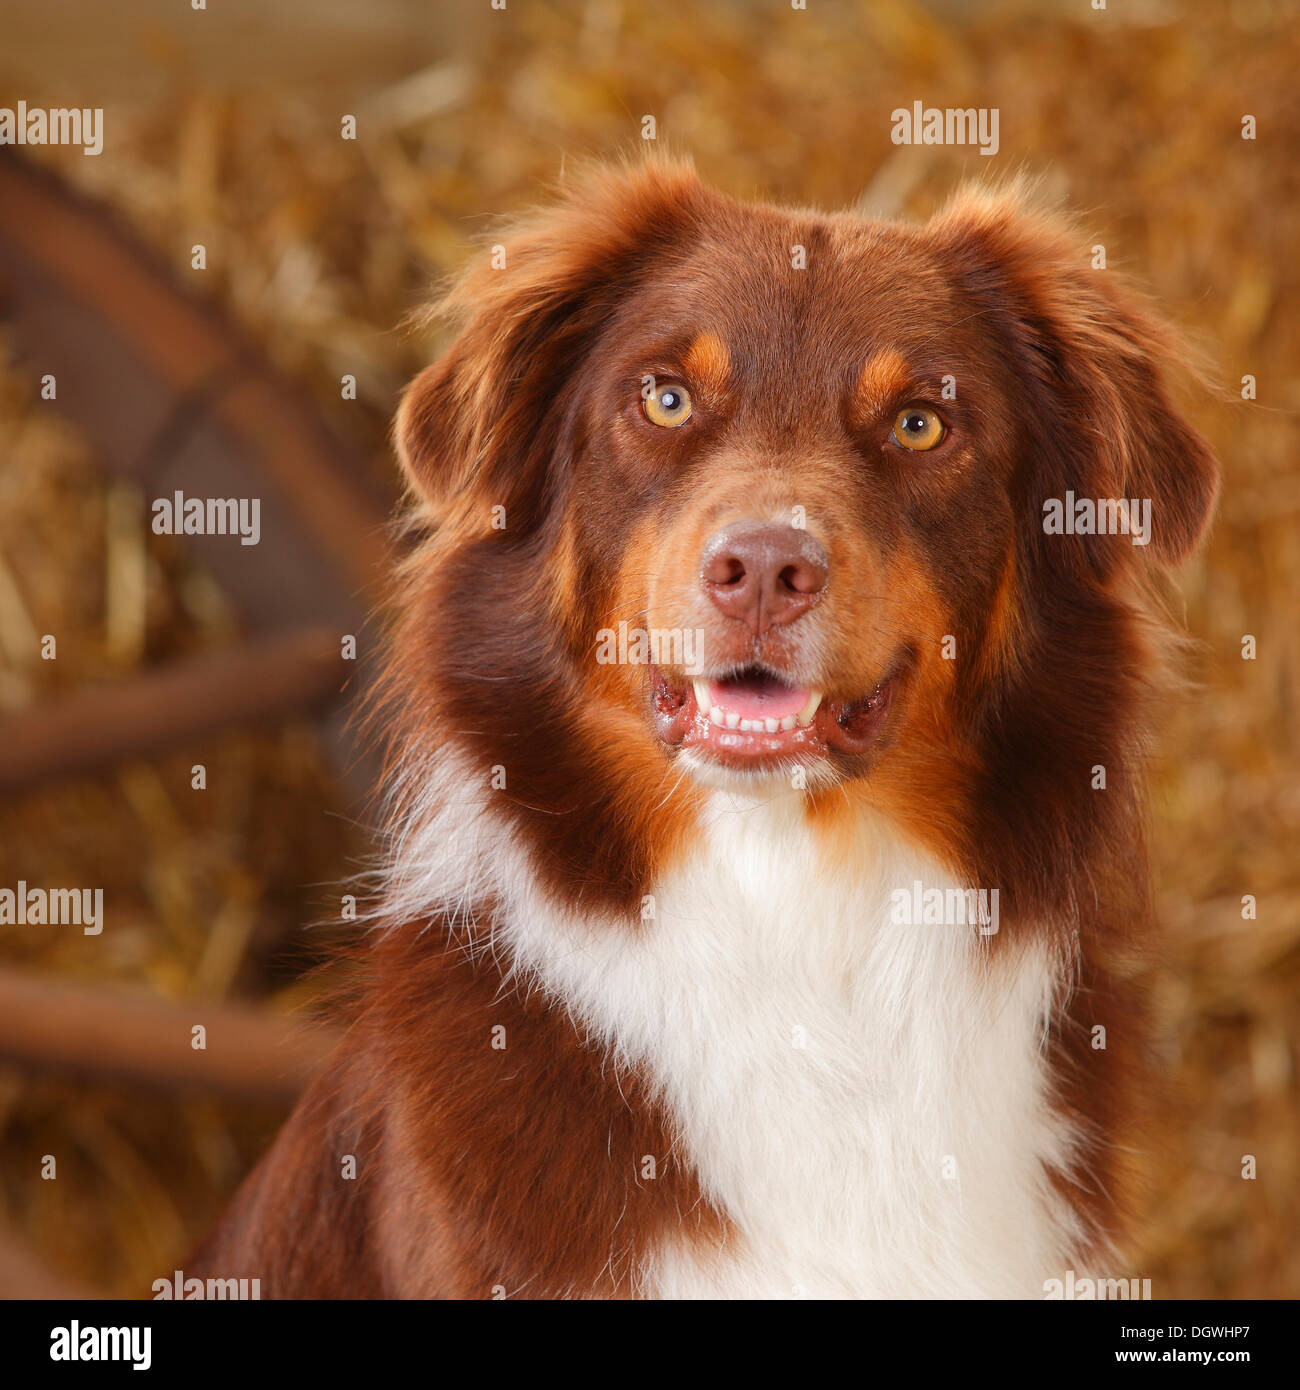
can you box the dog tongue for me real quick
[709,672,810,719]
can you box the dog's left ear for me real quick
[931,185,1220,567]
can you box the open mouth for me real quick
[650,663,899,768]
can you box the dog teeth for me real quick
[692,682,823,735]
[795,691,823,727]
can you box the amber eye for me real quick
[891,405,945,451]
[643,383,693,427]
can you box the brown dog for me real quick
[191,158,1217,1299]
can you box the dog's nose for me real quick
[700,522,829,635]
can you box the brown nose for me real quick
[700,522,829,635]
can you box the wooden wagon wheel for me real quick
[0,148,396,801]
[0,149,402,1099]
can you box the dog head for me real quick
[389,158,1217,906]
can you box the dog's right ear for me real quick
[396,157,707,530]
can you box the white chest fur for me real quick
[388,765,1082,1298]
[503,787,1080,1298]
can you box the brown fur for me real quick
[190,156,1218,1297]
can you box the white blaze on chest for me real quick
[500,785,1081,1299]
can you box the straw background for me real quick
[0,0,1296,1299]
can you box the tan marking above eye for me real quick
[682,332,730,394]
[644,382,693,427]
[853,349,911,420]
[891,405,945,451]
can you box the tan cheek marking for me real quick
[803,533,971,873]
[853,348,911,421]
[682,332,731,395]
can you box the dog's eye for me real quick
[891,406,945,451]
[643,383,693,428]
